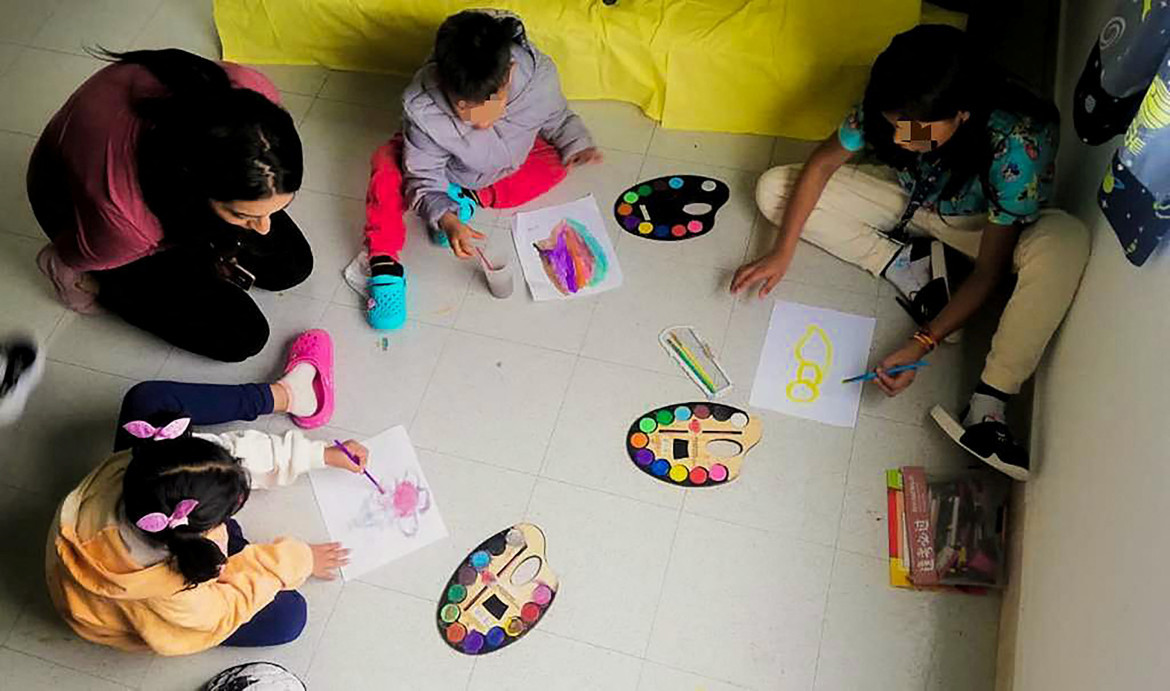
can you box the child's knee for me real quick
[270,591,308,644]
[1021,211,1091,277]
[755,165,799,224]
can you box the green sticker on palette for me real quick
[638,417,657,433]
[637,185,653,197]
[655,409,674,425]
[622,191,639,204]
[447,584,467,603]
[440,604,461,623]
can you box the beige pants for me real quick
[756,164,1091,394]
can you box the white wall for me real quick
[1009,1,1170,688]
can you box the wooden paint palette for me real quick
[626,402,762,486]
[614,175,730,241]
[437,523,558,655]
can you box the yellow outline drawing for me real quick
[785,324,834,403]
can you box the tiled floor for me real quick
[0,1,1000,689]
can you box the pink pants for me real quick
[364,134,568,258]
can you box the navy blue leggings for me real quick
[115,381,308,648]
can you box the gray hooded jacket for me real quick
[400,32,593,227]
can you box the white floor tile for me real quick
[925,591,1001,691]
[0,649,130,691]
[411,332,575,473]
[647,128,774,172]
[836,414,981,560]
[299,99,398,199]
[0,483,59,644]
[126,0,219,58]
[541,357,696,508]
[246,64,329,97]
[157,292,330,386]
[469,631,643,691]
[570,100,656,155]
[304,582,473,691]
[581,254,734,375]
[0,360,132,497]
[525,479,679,656]
[32,0,162,55]
[771,137,820,167]
[617,158,759,272]
[317,303,449,435]
[281,92,315,127]
[286,190,364,302]
[357,449,536,598]
[318,70,410,110]
[636,662,750,691]
[681,409,852,547]
[0,48,102,136]
[0,130,41,239]
[813,550,936,691]
[647,513,834,690]
[0,1,58,44]
[454,283,597,354]
[47,311,172,380]
[749,237,883,297]
[0,230,66,339]
[6,589,154,687]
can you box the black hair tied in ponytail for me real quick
[121,414,251,587]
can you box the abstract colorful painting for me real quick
[513,195,623,301]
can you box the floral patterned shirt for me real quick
[838,105,1058,225]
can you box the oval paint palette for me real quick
[614,175,730,241]
[626,402,762,486]
[437,523,558,655]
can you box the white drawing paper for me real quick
[512,194,623,301]
[310,426,447,580]
[749,301,876,428]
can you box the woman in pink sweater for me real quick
[27,49,311,362]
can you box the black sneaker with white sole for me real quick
[0,337,43,426]
[930,405,1030,481]
[893,240,962,343]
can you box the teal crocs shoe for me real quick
[367,273,407,330]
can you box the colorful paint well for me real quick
[614,175,729,243]
[625,402,762,488]
[438,523,557,656]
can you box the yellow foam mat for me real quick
[214,0,921,139]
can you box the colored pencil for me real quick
[667,334,716,393]
[332,440,386,494]
[473,246,495,272]
[841,360,928,384]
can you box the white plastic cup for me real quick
[482,250,514,299]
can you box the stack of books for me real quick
[886,466,1009,591]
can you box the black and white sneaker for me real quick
[893,240,962,343]
[0,337,44,426]
[930,405,1029,481]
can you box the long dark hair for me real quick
[96,49,302,237]
[861,25,1058,219]
[121,412,251,587]
[434,11,525,103]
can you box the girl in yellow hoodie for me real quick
[46,341,366,656]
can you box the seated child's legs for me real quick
[364,134,409,259]
[477,138,568,209]
[980,209,1090,394]
[115,381,275,451]
[219,518,309,648]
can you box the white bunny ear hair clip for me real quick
[122,417,191,441]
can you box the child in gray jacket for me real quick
[362,10,601,329]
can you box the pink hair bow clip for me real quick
[122,417,191,441]
[135,499,200,533]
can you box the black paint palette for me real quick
[626,402,762,487]
[437,523,557,655]
[614,175,730,241]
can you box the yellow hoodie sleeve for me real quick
[132,537,313,656]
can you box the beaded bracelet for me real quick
[912,327,937,352]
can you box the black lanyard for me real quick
[885,162,942,243]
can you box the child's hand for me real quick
[439,214,486,259]
[566,147,603,167]
[324,440,369,474]
[730,249,793,298]
[873,340,930,397]
[310,542,350,580]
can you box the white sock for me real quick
[882,242,931,297]
[963,392,1007,427]
[277,362,318,417]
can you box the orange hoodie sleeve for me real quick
[131,537,313,656]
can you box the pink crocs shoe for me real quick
[283,329,335,429]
